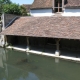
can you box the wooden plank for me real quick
[62,0,64,12]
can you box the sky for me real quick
[11,0,34,5]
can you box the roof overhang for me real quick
[1,16,80,40]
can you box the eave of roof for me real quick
[31,0,53,9]
[30,0,80,9]
[1,16,80,40]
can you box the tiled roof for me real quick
[65,0,80,8]
[31,0,53,9]
[30,0,80,9]
[1,16,80,40]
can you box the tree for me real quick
[0,0,12,4]
[0,0,12,14]
[0,0,27,16]
[3,3,21,15]
[3,3,27,16]
[20,6,27,16]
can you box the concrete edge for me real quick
[6,46,80,62]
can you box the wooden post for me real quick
[55,39,60,56]
[2,13,5,30]
[26,37,29,52]
[56,39,59,51]
[58,0,60,12]
[62,0,64,12]
[5,36,8,46]
[53,0,55,12]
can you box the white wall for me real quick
[62,9,80,16]
[30,9,54,17]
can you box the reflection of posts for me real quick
[55,58,59,63]
[0,48,7,68]
[0,48,5,68]
[26,72,39,80]
[0,52,4,68]
[4,63,8,78]
[4,49,8,78]
[0,48,8,78]
[26,52,30,56]
[55,39,60,57]
[26,37,29,52]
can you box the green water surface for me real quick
[0,48,80,80]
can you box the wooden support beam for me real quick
[62,0,64,12]
[27,37,29,51]
[58,0,60,12]
[55,39,61,56]
[53,0,55,12]
[5,36,8,46]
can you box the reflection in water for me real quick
[26,52,30,56]
[55,58,59,63]
[0,48,80,80]
[0,48,39,80]
[0,48,8,80]
[26,72,39,80]
[0,48,6,68]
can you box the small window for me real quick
[54,0,63,12]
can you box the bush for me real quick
[2,3,27,16]
[20,6,27,16]
[3,3,21,15]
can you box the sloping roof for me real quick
[30,0,80,9]
[31,0,53,9]
[65,0,80,8]
[1,16,80,40]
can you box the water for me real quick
[0,48,80,80]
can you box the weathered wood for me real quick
[53,0,55,11]
[27,37,29,51]
[5,36,8,46]
[62,0,64,12]
[55,39,61,56]
[58,1,60,12]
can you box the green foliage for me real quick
[20,6,27,16]
[27,13,31,16]
[0,0,12,14]
[0,0,12,4]
[3,3,21,15]
[3,4,28,16]
[0,0,28,16]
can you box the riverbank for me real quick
[6,46,80,62]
